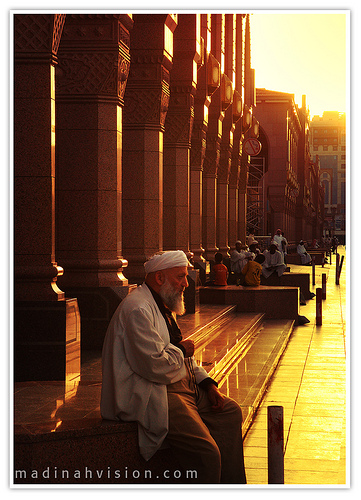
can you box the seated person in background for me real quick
[230,240,252,284]
[247,229,257,247]
[281,231,288,264]
[241,254,265,286]
[297,240,312,264]
[248,242,260,259]
[262,244,287,278]
[272,229,283,252]
[230,241,253,272]
[212,252,228,286]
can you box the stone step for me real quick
[14,308,294,485]
[217,319,295,432]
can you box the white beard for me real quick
[159,278,186,316]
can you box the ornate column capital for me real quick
[56,14,132,105]
[14,13,66,62]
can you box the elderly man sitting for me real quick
[262,243,287,278]
[101,250,247,484]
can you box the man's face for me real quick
[236,243,242,252]
[270,245,277,254]
[159,266,189,315]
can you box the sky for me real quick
[250,11,349,119]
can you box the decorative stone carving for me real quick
[14,14,65,55]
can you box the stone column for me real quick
[229,112,243,245]
[217,74,234,257]
[202,70,222,262]
[122,14,177,282]
[163,15,200,254]
[14,14,66,302]
[238,153,249,244]
[189,61,208,265]
[14,14,80,382]
[55,14,133,349]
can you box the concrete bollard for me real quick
[336,253,340,285]
[339,255,344,277]
[316,288,322,325]
[312,257,316,286]
[322,273,327,300]
[268,406,284,484]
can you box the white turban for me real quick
[144,250,192,275]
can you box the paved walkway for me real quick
[243,246,348,486]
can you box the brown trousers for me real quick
[166,366,247,484]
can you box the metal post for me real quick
[329,250,332,265]
[316,287,322,325]
[336,253,340,285]
[339,255,344,277]
[268,406,284,484]
[312,256,316,286]
[322,273,327,300]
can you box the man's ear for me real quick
[155,270,165,286]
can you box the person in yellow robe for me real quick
[241,254,265,286]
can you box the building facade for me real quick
[250,88,324,244]
[13,13,258,381]
[309,111,346,243]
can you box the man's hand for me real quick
[207,384,225,411]
[178,339,195,358]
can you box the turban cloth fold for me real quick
[144,250,192,275]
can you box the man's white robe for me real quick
[262,249,286,278]
[100,283,209,461]
[230,250,251,273]
[297,244,312,264]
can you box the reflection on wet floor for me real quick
[13,248,347,485]
[243,248,347,485]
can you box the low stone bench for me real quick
[260,272,312,299]
[199,285,299,320]
[14,417,185,485]
[286,250,325,265]
[14,305,258,486]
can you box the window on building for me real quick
[341,146,346,151]
[314,146,319,151]
[323,146,328,151]
[341,155,346,160]
[341,164,346,169]
[333,146,337,151]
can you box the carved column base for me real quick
[14,264,65,302]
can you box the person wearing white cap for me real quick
[230,241,253,284]
[101,250,247,484]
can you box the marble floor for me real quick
[13,248,348,488]
[243,246,348,486]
